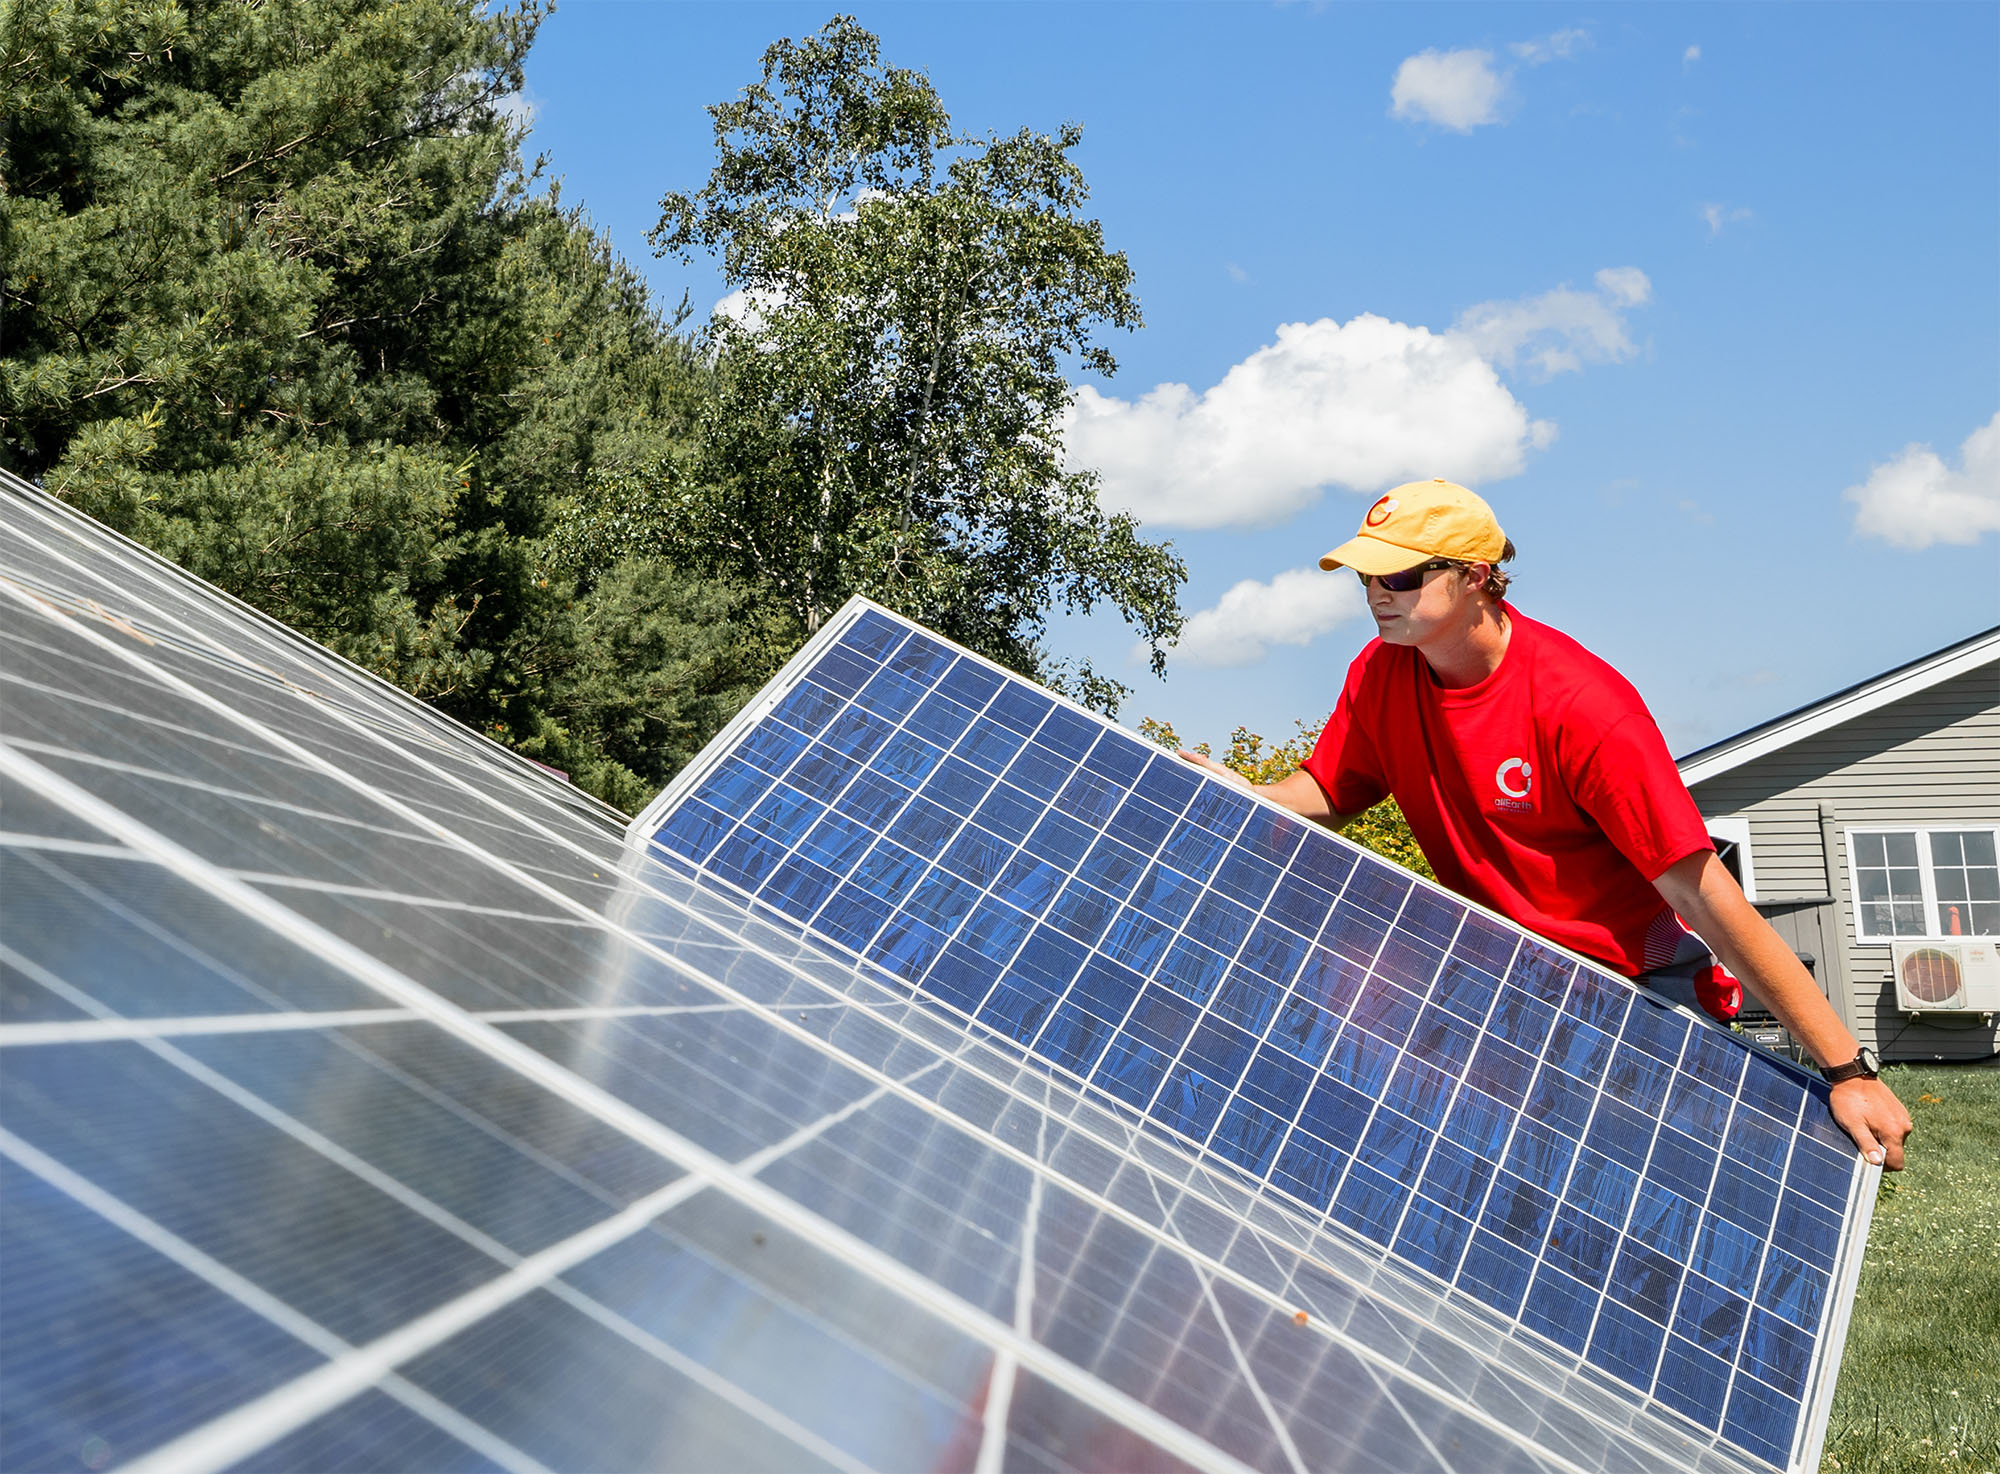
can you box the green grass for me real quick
[1821,1062,2000,1473]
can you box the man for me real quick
[1182,478,1912,1170]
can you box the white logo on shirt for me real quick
[1496,758,1533,800]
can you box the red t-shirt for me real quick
[1300,606,1713,977]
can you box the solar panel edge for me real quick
[626,598,884,843]
[1789,1159,1881,1473]
[636,595,1873,1473]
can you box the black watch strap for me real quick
[1822,1046,1880,1084]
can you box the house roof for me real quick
[1676,623,2000,787]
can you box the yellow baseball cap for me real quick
[1318,478,1508,575]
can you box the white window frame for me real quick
[1704,815,1759,902]
[1843,823,2000,943]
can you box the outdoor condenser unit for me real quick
[1891,939,2000,1015]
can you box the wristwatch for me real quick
[1821,1046,1880,1084]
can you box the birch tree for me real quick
[650,15,1182,710]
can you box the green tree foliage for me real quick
[1139,715,1436,881]
[3,3,1185,807]
[512,559,798,814]
[4,0,551,700]
[640,15,1184,711]
[0,0,785,805]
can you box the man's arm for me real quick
[1176,752,1361,830]
[1654,850,1913,1170]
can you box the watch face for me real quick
[1859,1047,1881,1074]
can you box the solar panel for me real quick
[634,599,1879,1473]
[0,470,1869,1474]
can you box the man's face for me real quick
[1364,563,1486,647]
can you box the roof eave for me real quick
[1677,626,2000,787]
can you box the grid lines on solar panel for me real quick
[0,472,623,842]
[2,830,1746,1474]
[3,811,1698,1474]
[3,499,1775,1474]
[642,600,1869,1471]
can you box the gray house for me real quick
[1676,625,2000,1062]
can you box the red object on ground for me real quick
[1693,963,1743,1022]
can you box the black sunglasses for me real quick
[1357,559,1459,593]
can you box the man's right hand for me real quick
[1176,749,1252,789]
[1174,748,1351,830]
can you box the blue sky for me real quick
[520,2,1999,755]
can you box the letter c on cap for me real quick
[1365,496,1398,527]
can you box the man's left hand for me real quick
[1827,1076,1913,1171]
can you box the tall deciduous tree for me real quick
[646,15,1183,711]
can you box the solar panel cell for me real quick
[1,1156,332,1469]
[1725,1374,1801,1466]
[1657,1335,1733,1428]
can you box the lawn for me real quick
[1822,1061,2000,1473]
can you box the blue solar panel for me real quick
[23,468,1830,1474]
[638,599,1874,1472]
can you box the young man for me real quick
[1182,479,1913,1170]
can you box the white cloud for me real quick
[1066,313,1556,529]
[1450,267,1652,379]
[1392,30,1589,131]
[1683,44,1702,68]
[1066,269,1650,530]
[1225,262,1249,284]
[1390,49,1508,132]
[1159,568,1370,669]
[1700,202,1752,236]
[1846,413,2000,549]
[1511,28,1590,65]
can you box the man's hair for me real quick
[1463,539,1515,601]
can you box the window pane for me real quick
[1853,832,1936,936]
[1929,830,2000,937]
[1970,902,2000,937]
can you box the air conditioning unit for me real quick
[1891,940,2000,1015]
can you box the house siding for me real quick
[1686,660,2000,1061]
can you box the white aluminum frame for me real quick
[1843,823,2000,944]
[1704,815,1761,902]
[632,594,1877,1474]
